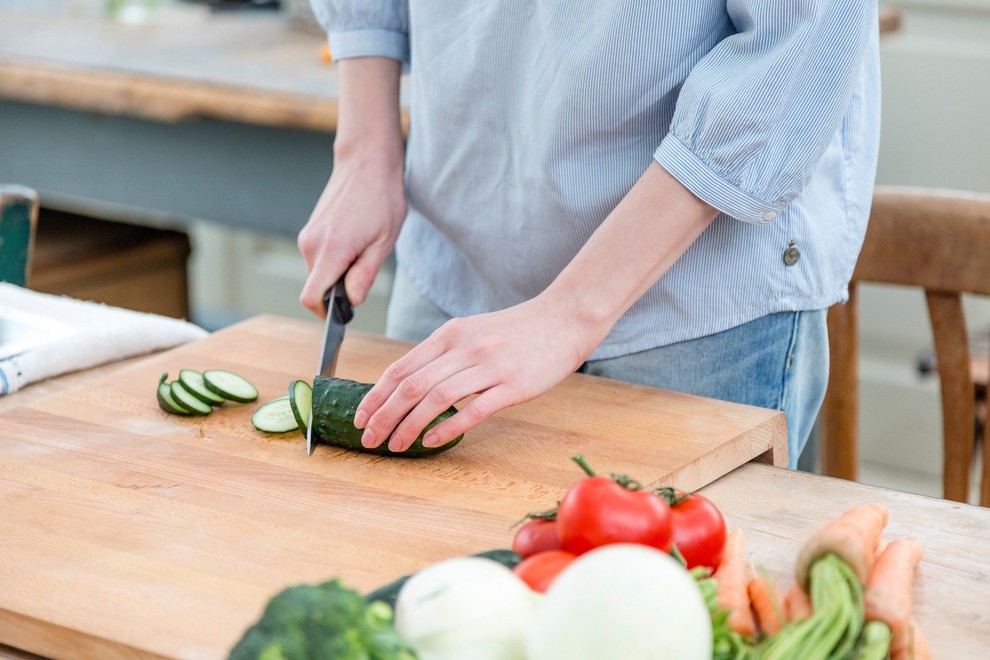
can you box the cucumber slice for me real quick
[252,396,299,433]
[288,380,313,437]
[203,369,258,403]
[170,380,213,415]
[178,369,226,406]
[156,373,191,415]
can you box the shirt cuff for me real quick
[328,29,410,64]
[654,135,784,226]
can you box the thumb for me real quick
[343,243,392,307]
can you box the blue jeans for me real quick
[386,268,828,469]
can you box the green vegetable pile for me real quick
[229,579,416,660]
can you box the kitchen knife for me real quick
[306,274,354,455]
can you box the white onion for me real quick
[526,544,712,660]
[394,556,538,660]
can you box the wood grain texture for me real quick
[821,186,990,505]
[701,463,990,659]
[0,1,409,133]
[0,314,785,659]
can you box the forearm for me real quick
[297,57,406,313]
[333,57,405,169]
[540,163,718,350]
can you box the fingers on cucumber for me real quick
[155,369,258,417]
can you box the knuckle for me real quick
[360,389,383,410]
[428,382,457,408]
[463,397,493,423]
[367,411,393,438]
[468,336,500,361]
[436,318,466,344]
[383,360,408,383]
[397,374,428,400]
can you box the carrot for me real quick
[795,504,889,588]
[748,574,786,636]
[894,620,932,660]
[714,528,756,637]
[783,583,812,622]
[887,621,930,660]
[864,537,924,658]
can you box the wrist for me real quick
[532,287,617,363]
[333,56,405,172]
[332,133,405,174]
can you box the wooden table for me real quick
[1,315,987,658]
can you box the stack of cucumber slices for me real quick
[155,369,313,437]
[156,369,259,416]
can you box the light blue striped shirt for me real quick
[312,1,881,360]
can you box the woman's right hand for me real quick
[297,56,406,318]
[297,148,406,317]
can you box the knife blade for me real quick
[306,274,354,455]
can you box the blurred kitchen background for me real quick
[2,0,988,499]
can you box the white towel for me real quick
[0,283,208,396]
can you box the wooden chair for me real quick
[821,186,990,506]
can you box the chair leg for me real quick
[822,295,859,480]
[982,427,989,507]
[927,292,974,503]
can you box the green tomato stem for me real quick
[571,454,597,476]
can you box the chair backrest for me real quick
[821,185,990,506]
[0,185,39,287]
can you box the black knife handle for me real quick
[325,276,354,325]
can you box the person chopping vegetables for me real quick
[298,1,881,469]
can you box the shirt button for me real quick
[783,242,801,267]
[761,211,777,222]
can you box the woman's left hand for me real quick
[354,296,604,452]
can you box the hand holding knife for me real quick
[306,274,353,456]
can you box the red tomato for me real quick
[669,492,727,570]
[556,476,673,555]
[512,518,561,558]
[512,550,577,593]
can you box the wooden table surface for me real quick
[701,464,990,659]
[0,314,785,659]
[0,0,352,131]
[0,315,985,658]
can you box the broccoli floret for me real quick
[230,579,417,660]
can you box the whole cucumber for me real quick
[365,549,523,609]
[310,376,463,457]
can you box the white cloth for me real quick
[0,284,207,396]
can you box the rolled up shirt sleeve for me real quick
[654,1,877,225]
[309,0,409,65]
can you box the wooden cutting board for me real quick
[0,314,786,659]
